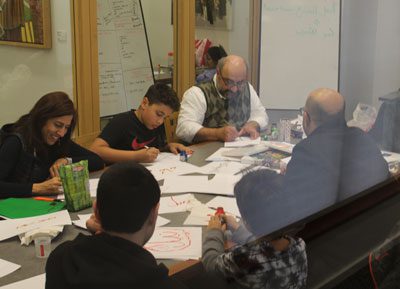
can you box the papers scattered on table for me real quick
[0,273,45,289]
[145,227,202,260]
[0,258,20,278]
[206,196,241,217]
[197,161,249,175]
[225,136,261,147]
[159,194,201,214]
[0,210,71,241]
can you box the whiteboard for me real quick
[97,0,154,117]
[259,0,341,109]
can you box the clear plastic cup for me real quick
[34,236,51,258]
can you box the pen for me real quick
[33,197,58,202]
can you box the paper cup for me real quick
[34,236,51,258]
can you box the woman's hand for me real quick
[168,143,193,155]
[32,177,62,195]
[50,158,69,177]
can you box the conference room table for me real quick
[1,141,400,288]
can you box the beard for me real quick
[220,89,240,99]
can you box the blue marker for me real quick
[179,151,188,162]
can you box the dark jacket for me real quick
[46,233,188,289]
[0,124,104,198]
[282,118,390,222]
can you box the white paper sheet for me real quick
[206,196,241,217]
[159,194,201,214]
[145,227,202,260]
[148,162,200,181]
[382,150,400,164]
[89,178,100,197]
[142,152,180,165]
[0,259,20,278]
[225,136,261,147]
[205,147,242,162]
[72,214,170,229]
[0,210,71,241]
[0,274,45,289]
[161,174,240,196]
[183,205,215,226]
[198,161,249,175]
[161,176,209,194]
[205,174,241,196]
[262,141,294,154]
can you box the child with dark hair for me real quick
[202,169,308,289]
[46,161,188,289]
[196,45,227,83]
[90,83,191,164]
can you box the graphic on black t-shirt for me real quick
[99,110,166,152]
[131,137,156,150]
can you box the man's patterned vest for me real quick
[196,81,251,129]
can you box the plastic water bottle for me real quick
[270,123,278,140]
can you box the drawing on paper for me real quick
[145,228,192,253]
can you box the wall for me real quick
[340,0,400,118]
[141,0,173,68]
[195,0,251,65]
[0,0,73,126]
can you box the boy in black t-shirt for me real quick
[90,84,192,164]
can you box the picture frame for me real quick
[195,0,233,30]
[0,0,51,48]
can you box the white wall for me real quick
[340,0,400,118]
[372,0,400,109]
[141,0,173,68]
[195,0,251,65]
[0,0,73,126]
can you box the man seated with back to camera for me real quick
[176,55,268,143]
[230,88,390,246]
[281,88,390,220]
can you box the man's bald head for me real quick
[306,88,345,124]
[303,88,345,135]
[217,55,248,79]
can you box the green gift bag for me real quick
[59,160,92,212]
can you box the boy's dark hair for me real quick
[207,45,227,65]
[96,161,160,233]
[145,83,180,112]
[235,169,293,237]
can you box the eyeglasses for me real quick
[299,107,305,115]
[219,75,246,89]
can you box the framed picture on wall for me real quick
[195,0,233,30]
[0,0,51,48]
